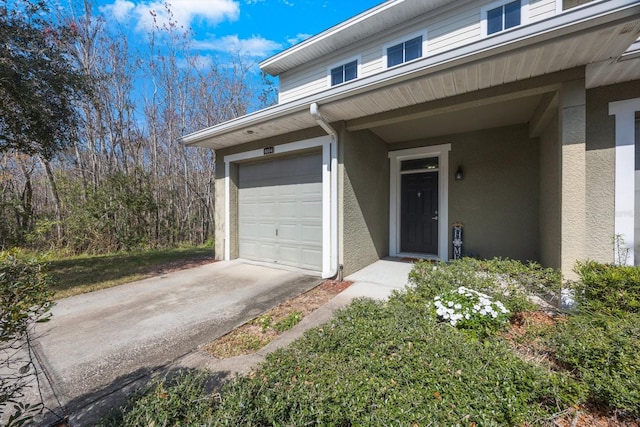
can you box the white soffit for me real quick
[181,1,640,150]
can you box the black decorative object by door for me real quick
[400,172,438,254]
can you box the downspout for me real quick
[310,102,341,280]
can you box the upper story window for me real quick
[330,60,358,86]
[387,35,423,68]
[483,0,525,35]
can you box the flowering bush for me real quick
[433,286,509,331]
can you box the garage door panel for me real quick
[301,224,322,244]
[261,223,278,237]
[278,223,299,240]
[240,241,259,260]
[279,246,299,265]
[300,200,322,217]
[301,249,322,270]
[258,243,278,263]
[278,201,298,219]
[238,152,323,271]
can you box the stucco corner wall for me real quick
[539,112,561,269]
[213,163,225,261]
[341,128,390,276]
[213,156,239,261]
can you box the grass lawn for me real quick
[101,258,640,426]
[46,246,214,299]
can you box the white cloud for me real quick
[104,0,135,20]
[100,0,240,31]
[244,0,293,4]
[177,54,215,70]
[194,35,282,57]
[286,33,311,46]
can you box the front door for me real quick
[400,171,438,254]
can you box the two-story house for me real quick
[181,0,640,279]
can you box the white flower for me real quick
[447,301,454,307]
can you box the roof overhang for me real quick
[181,0,640,151]
[259,0,465,76]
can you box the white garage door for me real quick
[238,152,323,271]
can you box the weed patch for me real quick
[99,372,215,427]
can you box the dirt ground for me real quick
[202,280,352,359]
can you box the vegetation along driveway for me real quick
[32,260,320,419]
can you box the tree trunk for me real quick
[39,156,63,243]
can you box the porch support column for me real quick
[559,79,586,277]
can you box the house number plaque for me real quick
[263,146,275,155]
[452,222,463,260]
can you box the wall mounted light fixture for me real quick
[455,165,463,181]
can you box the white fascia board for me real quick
[181,0,640,149]
[260,0,423,75]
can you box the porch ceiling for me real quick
[368,94,544,143]
[181,3,640,151]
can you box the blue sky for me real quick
[89,0,384,64]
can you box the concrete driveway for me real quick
[32,260,320,422]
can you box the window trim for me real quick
[326,55,361,87]
[383,30,428,69]
[481,0,529,36]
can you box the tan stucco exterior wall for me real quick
[340,128,390,276]
[392,124,540,262]
[584,79,640,264]
[449,125,540,261]
[539,112,561,269]
[559,80,587,276]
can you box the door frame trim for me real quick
[224,135,333,276]
[610,97,640,265]
[389,144,451,260]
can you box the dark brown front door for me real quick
[400,172,438,254]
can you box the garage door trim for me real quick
[224,135,334,277]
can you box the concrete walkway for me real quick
[33,259,414,426]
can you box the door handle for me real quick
[432,211,438,221]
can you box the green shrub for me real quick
[574,261,640,314]
[211,298,584,426]
[0,250,54,426]
[405,258,550,315]
[550,313,640,418]
[433,286,510,337]
[99,371,214,427]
